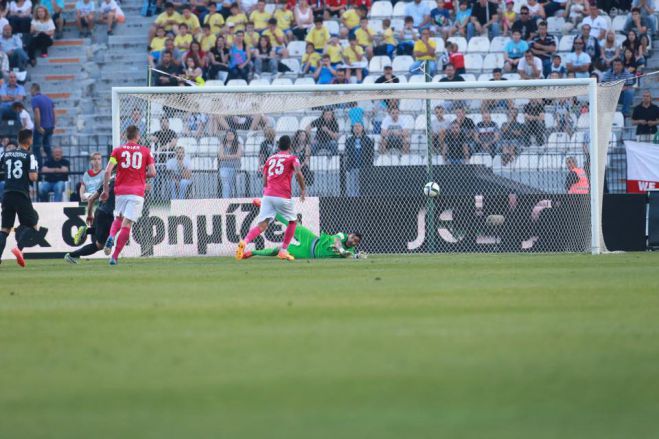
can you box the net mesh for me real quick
[114,81,622,258]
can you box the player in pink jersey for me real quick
[236,135,305,261]
[100,125,156,265]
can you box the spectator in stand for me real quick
[345,122,374,197]
[576,24,601,67]
[38,147,69,202]
[150,26,168,62]
[625,7,652,37]
[324,0,346,19]
[254,35,278,75]
[306,16,330,52]
[12,101,32,130]
[631,90,659,141]
[543,0,568,19]
[264,18,290,58]
[166,146,192,199]
[273,0,294,39]
[198,24,217,53]
[502,0,516,34]
[442,121,469,164]
[313,54,337,83]
[374,19,396,57]
[347,100,364,126]
[431,105,450,152]
[602,58,635,117]
[440,63,465,82]
[518,49,543,79]
[410,28,437,76]
[405,0,432,30]
[581,7,608,41]
[30,83,54,167]
[28,6,55,65]
[180,4,200,34]
[294,0,314,40]
[375,65,399,83]
[0,24,28,71]
[250,0,271,32]
[523,98,545,146]
[226,3,248,32]
[549,54,566,76]
[174,23,193,51]
[181,56,205,86]
[151,38,183,67]
[302,42,321,73]
[430,0,452,40]
[380,107,411,154]
[503,30,528,72]
[566,37,591,78]
[218,129,242,198]
[526,0,545,19]
[0,71,24,124]
[121,108,146,137]
[307,108,339,155]
[207,35,229,80]
[467,0,501,41]
[564,156,589,194]
[155,50,183,85]
[150,116,177,163]
[562,0,589,33]
[531,21,556,77]
[8,0,33,34]
[340,4,365,39]
[324,35,343,66]
[626,0,656,36]
[452,1,471,38]
[342,35,366,83]
[355,16,375,60]
[204,2,225,35]
[79,152,103,201]
[40,0,64,37]
[226,30,251,83]
[622,46,641,75]
[599,30,620,71]
[98,0,125,36]
[75,0,95,37]
[331,67,349,84]
[150,3,182,41]
[259,127,277,166]
[511,6,536,41]
[243,21,260,49]
[453,105,475,147]
[475,110,499,156]
[241,0,259,14]
[446,41,465,74]
[622,30,645,64]
[396,16,417,55]
[215,113,269,132]
[500,108,523,165]
[291,130,311,180]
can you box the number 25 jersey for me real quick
[263,152,300,199]
[110,142,155,197]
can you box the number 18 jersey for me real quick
[110,142,155,197]
[263,152,300,199]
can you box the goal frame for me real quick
[112,78,602,255]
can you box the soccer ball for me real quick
[424,182,440,197]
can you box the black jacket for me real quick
[345,134,374,170]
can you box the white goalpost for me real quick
[112,79,622,258]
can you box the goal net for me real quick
[112,79,622,258]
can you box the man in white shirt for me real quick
[380,107,412,153]
[405,0,432,29]
[518,49,543,79]
[581,8,609,40]
[565,37,591,78]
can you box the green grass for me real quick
[1,253,659,439]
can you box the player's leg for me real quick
[0,195,16,262]
[66,212,112,262]
[237,196,273,260]
[247,247,280,257]
[275,198,298,261]
[110,197,143,264]
[273,213,317,258]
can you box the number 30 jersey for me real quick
[110,142,155,197]
[263,152,300,199]
[0,149,38,197]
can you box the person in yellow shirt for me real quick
[197,24,217,52]
[342,35,366,82]
[180,5,201,34]
[244,22,260,48]
[174,23,193,51]
[324,35,343,66]
[374,18,396,57]
[301,42,321,73]
[150,2,182,40]
[203,2,225,35]
[226,3,248,32]
[273,0,294,38]
[222,23,236,46]
[262,18,289,57]
[249,0,271,32]
[354,16,374,59]
[305,16,330,52]
[410,28,437,75]
[340,5,365,37]
[150,26,167,52]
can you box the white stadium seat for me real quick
[546,16,566,34]
[226,79,247,87]
[612,111,624,129]
[370,1,393,18]
[400,99,423,112]
[295,77,316,85]
[368,55,392,73]
[272,78,293,86]
[467,36,490,53]
[287,40,306,57]
[489,36,510,52]
[325,20,339,35]
[464,54,482,71]
[478,73,492,81]
[177,137,198,154]
[169,118,183,133]
[483,53,503,70]
[275,116,299,133]
[204,80,224,86]
[392,55,414,73]
[547,132,571,151]
[447,36,467,53]
[431,37,445,52]
[392,1,408,17]
[558,35,576,51]
[462,73,476,82]
[280,58,301,73]
[250,78,270,86]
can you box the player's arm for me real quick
[146,163,157,178]
[333,237,350,257]
[101,157,116,201]
[28,154,38,182]
[293,162,305,202]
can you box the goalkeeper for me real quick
[243,203,362,260]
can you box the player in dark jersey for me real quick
[64,178,116,264]
[0,129,42,267]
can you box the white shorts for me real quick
[114,195,145,222]
[257,196,296,223]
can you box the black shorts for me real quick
[1,191,38,229]
[93,210,113,246]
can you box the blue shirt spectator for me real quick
[31,91,55,129]
[504,39,529,59]
[405,0,431,28]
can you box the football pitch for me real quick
[1,253,659,438]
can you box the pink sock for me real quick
[112,226,131,260]
[109,218,122,238]
[281,221,296,250]
[244,226,262,244]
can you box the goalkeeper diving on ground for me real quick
[242,200,363,260]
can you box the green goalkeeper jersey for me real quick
[314,232,355,258]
